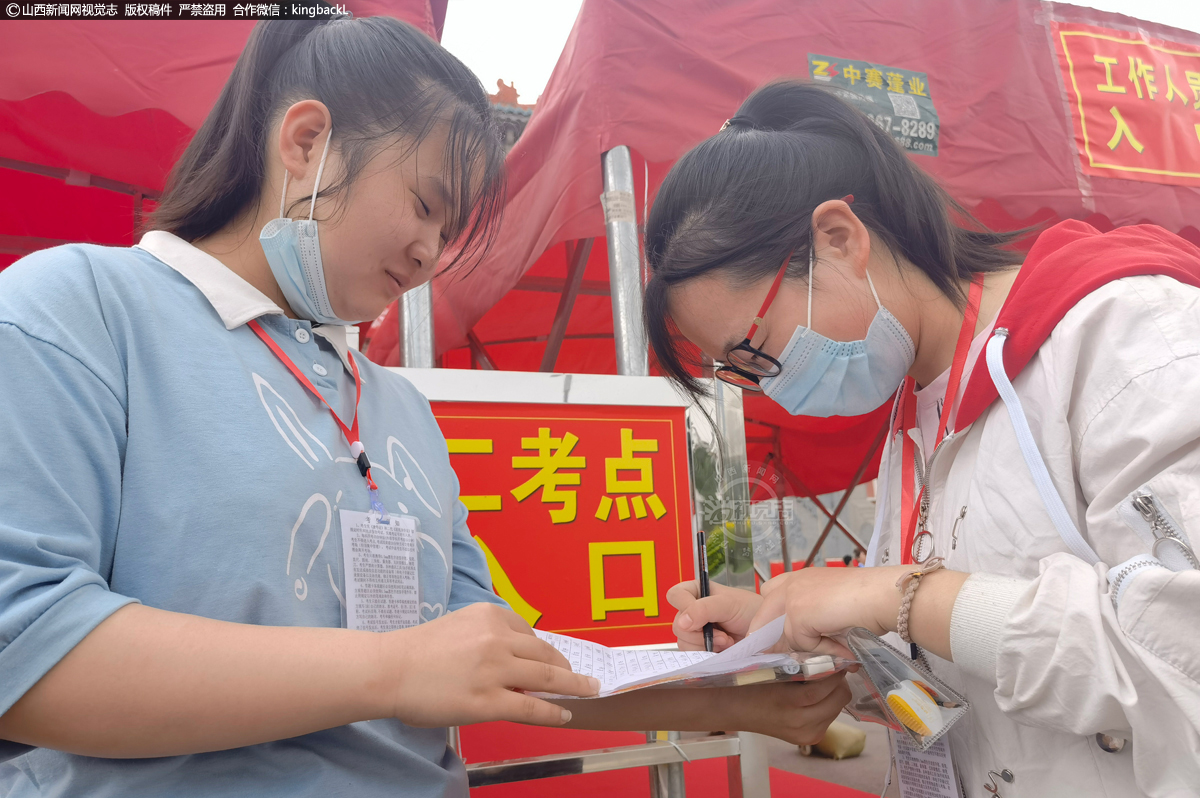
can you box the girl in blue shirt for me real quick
[0,17,849,797]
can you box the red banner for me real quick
[431,401,693,646]
[1053,22,1200,187]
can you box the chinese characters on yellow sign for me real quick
[434,402,692,646]
[1053,22,1200,186]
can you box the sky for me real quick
[440,0,1200,104]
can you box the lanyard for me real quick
[248,319,389,519]
[898,273,984,565]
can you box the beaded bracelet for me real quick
[895,557,946,644]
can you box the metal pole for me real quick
[777,494,790,573]
[601,146,648,377]
[734,733,771,798]
[399,282,435,368]
[646,732,686,798]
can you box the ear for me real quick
[811,199,871,280]
[276,100,333,184]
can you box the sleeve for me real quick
[444,458,509,614]
[961,353,1200,796]
[0,321,139,755]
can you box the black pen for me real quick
[697,529,714,652]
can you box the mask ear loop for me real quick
[864,269,884,310]
[806,244,815,331]
[308,127,334,222]
[279,171,290,220]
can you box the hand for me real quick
[380,602,600,728]
[721,674,853,745]
[667,579,763,651]
[749,566,968,661]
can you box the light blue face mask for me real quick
[760,247,915,417]
[260,129,364,325]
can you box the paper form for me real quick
[534,615,799,697]
[340,510,420,632]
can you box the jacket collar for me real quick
[135,230,357,376]
[955,220,1200,429]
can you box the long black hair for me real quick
[644,80,1023,397]
[149,15,506,272]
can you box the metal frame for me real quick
[1,158,159,255]
[601,145,649,377]
[541,237,595,372]
[466,733,740,787]
[400,282,436,368]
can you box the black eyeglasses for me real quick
[713,250,792,392]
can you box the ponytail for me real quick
[151,20,329,243]
[644,79,1022,397]
[149,15,506,272]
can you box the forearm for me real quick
[552,687,724,732]
[880,569,971,661]
[0,604,386,758]
[551,676,852,747]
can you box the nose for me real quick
[409,222,443,276]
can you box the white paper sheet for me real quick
[533,615,798,697]
[340,510,420,632]
[892,731,961,798]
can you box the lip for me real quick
[385,270,406,296]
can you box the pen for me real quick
[697,529,714,652]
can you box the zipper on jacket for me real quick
[951,506,967,550]
[1107,555,1163,607]
[1130,490,1199,571]
[909,429,955,559]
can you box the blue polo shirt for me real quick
[0,231,506,797]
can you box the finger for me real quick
[789,671,847,705]
[676,627,735,652]
[760,574,791,599]
[510,634,577,674]
[508,657,601,698]
[666,580,700,611]
[496,690,576,727]
[808,636,855,661]
[791,677,854,745]
[674,592,754,633]
[746,587,788,633]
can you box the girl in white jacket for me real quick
[643,80,1200,797]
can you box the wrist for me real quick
[871,566,907,635]
[363,627,408,721]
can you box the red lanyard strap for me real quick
[899,273,985,564]
[248,319,379,491]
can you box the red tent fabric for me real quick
[367,0,1200,497]
[0,3,444,269]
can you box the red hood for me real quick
[957,220,1200,429]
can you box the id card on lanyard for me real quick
[249,319,421,630]
[898,274,984,566]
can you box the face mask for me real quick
[759,247,915,417]
[260,129,363,325]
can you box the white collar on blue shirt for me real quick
[135,230,359,378]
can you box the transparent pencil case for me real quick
[840,627,969,752]
[646,650,855,692]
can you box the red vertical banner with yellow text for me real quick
[1052,22,1200,187]
[432,401,692,646]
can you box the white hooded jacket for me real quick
[866,222,1200,798]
